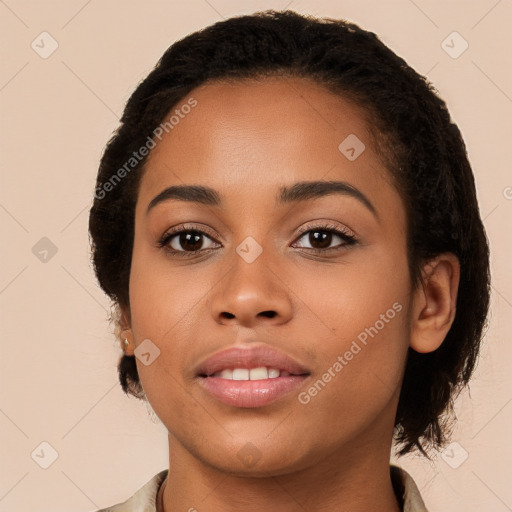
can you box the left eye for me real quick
[292,227,357,252]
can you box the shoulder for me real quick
[390,464,429,512]
[93,469,168,512]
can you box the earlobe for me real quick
[120,328,135,356]
[119,306,135,356]
[410,253,460,354]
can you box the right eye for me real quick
[157,225,221,256]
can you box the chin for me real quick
[191,437,314,478]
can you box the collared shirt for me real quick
[94,465,428,511]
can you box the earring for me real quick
[120,329,133,353]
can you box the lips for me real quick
[195,345,311,408]
[195,345,310,377]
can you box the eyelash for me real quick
[157,222,358,258]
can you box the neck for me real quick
[158,429,402,512]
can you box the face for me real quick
[127,76,413,475]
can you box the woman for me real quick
[89,9,490,512]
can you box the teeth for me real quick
[232,368,250,380]
[249,367,268,380]
[219,369,233,379]
[211,367,285,380]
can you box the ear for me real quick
[410,253,460,353]
[119,306,134,356]
[119,306,131,330]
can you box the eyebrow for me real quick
[146,180,378,218]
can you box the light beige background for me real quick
[0,1,511,511]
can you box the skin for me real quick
[120,76,460,512]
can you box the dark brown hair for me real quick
[89,9,491,457]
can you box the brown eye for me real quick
[293,224,357,253]
[164,230,217,253]
[306,230,333,250]
[174,231,205,251]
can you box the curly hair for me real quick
[88,9,490,457]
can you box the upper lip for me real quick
[195,345,311,377]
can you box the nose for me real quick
[210,247,293,328]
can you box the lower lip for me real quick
[198,375,309,408]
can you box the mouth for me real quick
[197,371,310,408]
[199,367,309,380]
[194,344,312,408]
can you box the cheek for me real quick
[128,249,203,421]
[294,296,409,443]
[127,243,203,394]
[291,242,410,335]
[293,247,411,410]
[128,238,212,338]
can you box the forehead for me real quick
[138,76,400,218]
